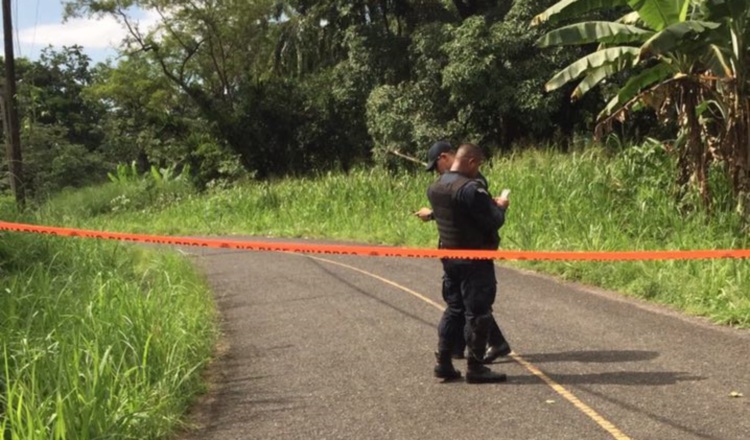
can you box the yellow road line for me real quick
[510,353,631,440]
[303,254,445,310]
[304,254,632,440]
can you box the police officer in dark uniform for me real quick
[427,143,508,383]
[418,141,512,363]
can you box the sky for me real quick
[2,0,156,64]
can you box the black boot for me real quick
[433,350,462,381]
[483,341,512,364]
[466,356,507,384]
[434,349,465,361]
[485,318,511,363]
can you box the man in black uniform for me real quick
[417,141,512,364]
[427,143,508,383]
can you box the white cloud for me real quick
[18,12,160,51]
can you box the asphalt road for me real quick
[177,242,750,440]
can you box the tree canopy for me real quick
[2,0,747,218]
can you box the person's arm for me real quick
[416,185,437,221]
[460,183,506,231]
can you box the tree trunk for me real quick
[734,95,750,220]
[2,0,25,208]
[677,82,710,210]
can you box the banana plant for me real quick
[532,0,750,212]
[698,0,750,209]
[533,0,719,118]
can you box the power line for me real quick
[30,0,41,57]
[12,0,19,56]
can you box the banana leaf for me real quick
[626,0,690,31]
[532,0,630,26]
[598,63,675,119]
[538,21,654,47]
[640,21,722,58]
[545,46,640,92]
[572,64,620,100]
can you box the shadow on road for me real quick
[309,259,436,329]
[577,384,720,440]
[521,350,659,363]
[511,370,704,386]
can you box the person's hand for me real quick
[414,207,434,222]
[494,197,510,208]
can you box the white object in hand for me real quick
[500,189,510,199]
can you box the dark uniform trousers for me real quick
[437,258,497,360]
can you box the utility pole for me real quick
[2,0,25,208]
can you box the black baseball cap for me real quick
[425,141,454,172]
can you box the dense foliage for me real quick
[0,0,748,217]
[2,0,601,195]
[535,0,750,215]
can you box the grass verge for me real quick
[42,145,747,327]
[0,227,216,439]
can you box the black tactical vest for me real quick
[428,174,489,250]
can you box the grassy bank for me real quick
[37,144,750,327]
[0,201,217,438]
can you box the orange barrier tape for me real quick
[1,220,749,261]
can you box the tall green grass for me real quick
[45,144,748,327]
[0,231,216,438]
[488,147,749,326]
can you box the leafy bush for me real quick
[39,163,196,222]
[17,123,107,197]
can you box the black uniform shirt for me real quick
[430,172,506,250]
[454,175,506,240]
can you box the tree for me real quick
[63,0,404,177]
[366,0,580,160]
[534,0,750,215]
[13,47,109,195]
[22,46,104,149]
[65,0,279,172]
